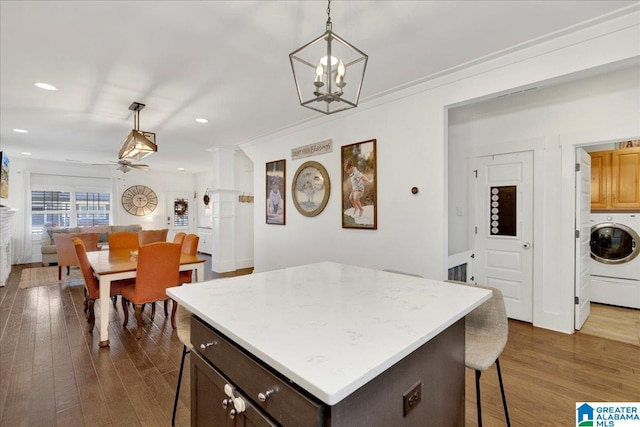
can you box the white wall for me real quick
[241,11,639,333]
[234,150,255,269]
[448,62,640,331]
[448,64,640,254]
[194,149,254,270]
[4,157,197,263]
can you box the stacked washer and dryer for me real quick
[589,213,640,309]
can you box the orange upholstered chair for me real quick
[120,242,181,339]
[73,237,133,332]
[108,231,140,250]
[178,234,200,285]
[53,232,100,280]
[164,233,200,321]
[172,232,186,246]
[139,229,169,245]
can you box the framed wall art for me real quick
[292,161,330,217]
[0,152,8,199]
[266,159,286,225]
[342,139,377,229]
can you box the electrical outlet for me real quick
[402,382,422,417]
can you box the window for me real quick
[31,190,72,235]
[31,178,112,237]
[173,198,189,228]
[31,190,111,235]
[76,191,110,226]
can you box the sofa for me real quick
[41,224,142,266]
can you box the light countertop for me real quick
[167,262,490,405]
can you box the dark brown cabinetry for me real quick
[191,350,276,426]
[590,147,640,211]
[190,315,465,426]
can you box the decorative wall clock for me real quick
[121,185,158,216]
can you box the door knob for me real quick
[523,242,531,249]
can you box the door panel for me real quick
[575,148,591,329]
[166,192,193,240]
[474,151,533,322]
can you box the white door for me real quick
[574,148,591,330]
[474,151,533,322]
[166,192,194,241]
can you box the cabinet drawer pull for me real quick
[258,387,278,402]
[199,340,217,350]
[229,397,246,419]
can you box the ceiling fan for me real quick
[107,159,150,173]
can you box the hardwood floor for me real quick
[578,303,640,346]
[1,262,639,426]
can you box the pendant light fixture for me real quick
[289,0,368,115]
[118,102,157,161]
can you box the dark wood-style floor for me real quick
[1,261,639,426]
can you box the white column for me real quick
[210,190,237,273]
[210,147,238,273]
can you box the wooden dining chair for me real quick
[172,232,186,246]
[164,233,200,323]
[178,233,200,285]
[138,229,169,245]
[120,242,182,339]
[73,237,133,332]
[53,232,100,280]
[108,231,140,250]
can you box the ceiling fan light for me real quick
[119,129,157,161]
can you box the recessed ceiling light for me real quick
[195,118,208,123]
[21,152,32,155]
[178,167,185,171]
[35,82,58,91]
[13,128,29,133]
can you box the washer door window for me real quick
[590,222,640,264]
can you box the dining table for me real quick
[86,247,206,347]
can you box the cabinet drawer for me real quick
[191,350,277,427]
[192,316,324,426]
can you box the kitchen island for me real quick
[167,262,491,426]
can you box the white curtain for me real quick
[14,170,31,264]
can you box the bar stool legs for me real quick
[496,359,511,426]
[172,345,190,427]
[475,358,510,427]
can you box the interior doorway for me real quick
[473,151,534,322]
[574,148,592,329]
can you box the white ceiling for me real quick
[1,1,636,173]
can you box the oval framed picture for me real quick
[292,161,330,217]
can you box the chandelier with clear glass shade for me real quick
[289,0,368,115]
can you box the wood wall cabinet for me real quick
[589,147,640,211]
